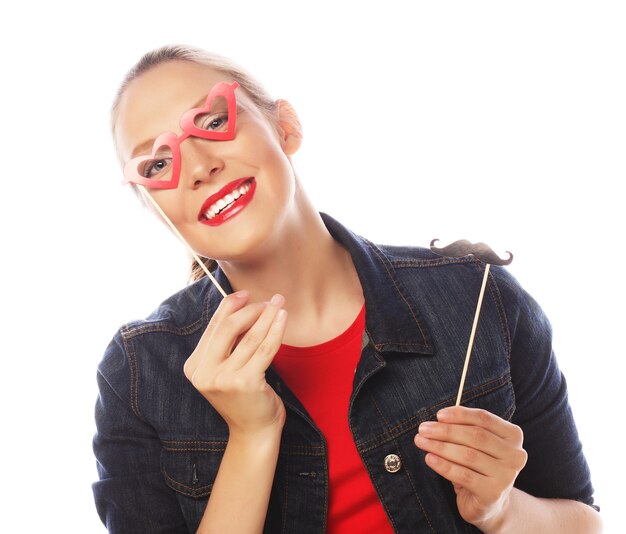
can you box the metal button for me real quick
[384,454,402,473]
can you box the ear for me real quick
[275,99,302,155]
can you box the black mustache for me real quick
[430,239,513,266]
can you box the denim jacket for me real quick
[93,214,595,533]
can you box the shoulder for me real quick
[124,276,213,336]
[376,242,523,295]
[97,277,215,395]
[373,240,543,333]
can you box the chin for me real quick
[189,197,292,263]
[193,229,270,266]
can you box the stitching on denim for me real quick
[398,445,436,534]
[352,337,387,409]
[457,376,513,413]
[122,318,204,339]
[360,443,436,534]
[280,444,326,457]
[121,325,142,419]
[203,292,211,326]
[162,468,212,497]
[503,401,515,421]
[162,440,227,447]
[203,285,223,331]
[356,374,512,452]
[120,317,205,419]
[321,445,329,530]
[391,256,479,268]
[362,447,400,533]
[369,388,390,427]
[487,270,512,359]
[390,256,514,359]
[96,369,145,425]
[162,447,226,452]
[161,439,228,444]
[161,440,227,453]
[373,341,435,351]
[365,241,431,347]
[281,459,288,533]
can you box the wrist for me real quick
[228,420,284,448]
[475,489,517,534]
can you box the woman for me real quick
[93,45,601,533]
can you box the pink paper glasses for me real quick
[122,81,239,190]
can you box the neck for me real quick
[217,194,364,346]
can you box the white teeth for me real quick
[203,180,253,219]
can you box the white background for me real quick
[1,1,624,531]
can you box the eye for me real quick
[139,158,172,179]
[197,112,229,132]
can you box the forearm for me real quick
[481,488,602,534]
[197,426,282,534]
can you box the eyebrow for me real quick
[128,94,210,159]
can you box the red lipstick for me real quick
[198,177,256,227]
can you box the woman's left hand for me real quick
[414,406,528,531]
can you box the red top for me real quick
[273,306,394,534]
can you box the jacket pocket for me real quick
[160,440,227,499]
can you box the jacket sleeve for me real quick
[496,269,597,509]
[92,331,190,533]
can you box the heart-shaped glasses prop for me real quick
[430,239,513,406]
[123,81,241,298]
[123,81,239,190]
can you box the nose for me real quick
[180,137,225,188]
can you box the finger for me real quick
[184,290,249,377]
[184,300,266,378]
[416,421,506,460]
[422,453,491,498]
[415,434,495,477]
[243,308,288,375]
[227,294,286,370]
[201,301,270,361]
[437,407,523,444]
[199,290,251,347]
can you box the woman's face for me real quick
[114,60,301,263]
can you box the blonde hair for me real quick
[112,44,278,282]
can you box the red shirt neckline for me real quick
[277,304,366,358]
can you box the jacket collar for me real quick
[203,213,433,355]
[320,213,432,355]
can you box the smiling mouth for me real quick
[198,177,256,226]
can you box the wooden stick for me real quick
[137,185,228,298]
[456,263,491,406]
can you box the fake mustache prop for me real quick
[429,239,513,266]
[430,238,514,406]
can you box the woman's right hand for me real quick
[183,290,287,437]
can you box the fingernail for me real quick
[232,290,248,298]
[270,294,284,306]
[275,309,287,323]
[426,453,441,466]
[419,422,435,433]
[437,409,451,421]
